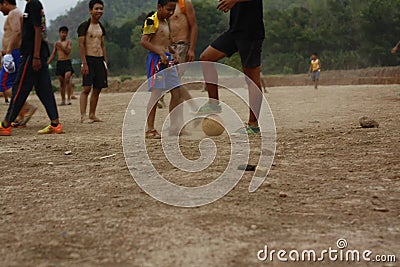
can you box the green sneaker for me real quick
[196,103,222,114]
[235,125,260,135]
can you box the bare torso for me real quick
[2,8,22,54]
[56,40,71,60]
[169,3,190,43]
[85,23,104,57]
[151,20,171,53]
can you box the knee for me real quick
[199,52,208,62]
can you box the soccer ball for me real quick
[202,114,225,136]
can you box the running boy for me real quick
[141,0,183,139]
[48,26,74,106]
[309,52,321,89]
[77,0,107,123]
[0,0,62,136]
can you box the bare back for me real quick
[2,8,22,53]
[170,2,190,43]
[85,23,104,57]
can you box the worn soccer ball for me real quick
[202,114,225,136]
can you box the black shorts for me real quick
[211,32,264,68]
[82,56,108,89]
[56,59,74,77]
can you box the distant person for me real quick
[141,0,183,139]
[0,0,37,128]
[309,52,321,89]
[48,26,74,106]
[0,0,62,136]
[198,0,265,135]
[77,0,108,123]
[158,0,198,111]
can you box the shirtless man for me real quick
[159,0,197,111]
[48,26,74,105]
[77,0,107,123]
[0,0,36,127]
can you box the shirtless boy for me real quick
[159,0,198,111]
[77,0,107,123]
[141,0,183,139]
[48,26,74,105]
[0,0,36,127]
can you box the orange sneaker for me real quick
[0,122,11,136]
[38,124,63,134]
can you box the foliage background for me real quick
[47,0,400,76]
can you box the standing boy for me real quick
[0,0,62,136]
[77,0,107,123]
[141,0,183,139]
[309,52,321,90]
[48,26,74,106]
[0,0,37,127]
[199,0,265,135]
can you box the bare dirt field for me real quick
[0,84,399,267]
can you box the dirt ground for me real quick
[0,84,399,267]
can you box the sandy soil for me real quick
[0,84,399,267]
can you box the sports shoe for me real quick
[18,104,37,127]
[235,125,260,135]
[196,103,222,114]
[0,122,11,136]
[38,124,63,134]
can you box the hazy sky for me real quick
[0,0,81,31]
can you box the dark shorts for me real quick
[211,32,263,68]
[311,71,320,81]
[55,59,74,77]
[82,56,108,89]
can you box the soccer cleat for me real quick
[18,104,37,127]
[38,124,63,135]
[196,103,222,114]
[0,122,11,136]
[235,125,260,135]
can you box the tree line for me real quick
[48,0,400,76]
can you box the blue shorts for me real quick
[146,52,180,91]
[0,49,21,92]
[311,70,320,81]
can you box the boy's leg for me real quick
[169,87,183,133]
[147,89,162,131]
[88,88,102,122]
[80,86,91,122]
[34,63,59,124]
[64,71,72,103]
[2,56,35,129]
[200,46,226,101]
[59,75,66,104]
[243,66,262,127]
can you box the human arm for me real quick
[57,40,72,55]
[185,0,198,62]
[47,42,57,65]
[141,34,168,64]
[392,40,400,54]
[217,0,252,12]
[32,26,42,71]
[78,36,89,75]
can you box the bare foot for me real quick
[88,117,103,124]
[80,115,86,123]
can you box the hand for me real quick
[160,53,168,65]
[187,49,195,62]
[81,63,89,76]
[173,53,181,65]
[391,47,398,55]
[217,0,237,13]
[32,58,41,71]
